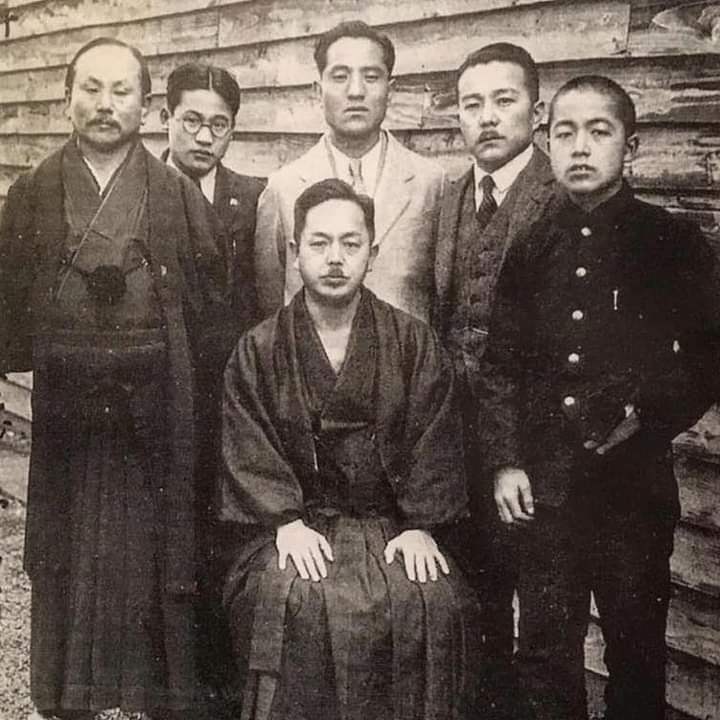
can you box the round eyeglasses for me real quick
[180,113,232,139]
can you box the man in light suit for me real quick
[254,20,444,322]
[433,43,559,720]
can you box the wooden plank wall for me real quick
[1,1,719,717]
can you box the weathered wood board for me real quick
[586,619,720,720]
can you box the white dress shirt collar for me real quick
[328,133,384,197]
[166,153,217,204]
[473,143,534,210]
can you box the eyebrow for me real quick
[80,76,131,87]
[327,63,385,73]
[460,87,521,100]
[553,117,615,127]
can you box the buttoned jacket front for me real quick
[480,186,720,507]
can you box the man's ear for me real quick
[140,94,151,126]
[366,241,380,272]
[314,80,323,107]
[532,99,545,132]
[290,239,300,270]
[624,133,639,163]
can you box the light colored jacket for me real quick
[254,131,445,322]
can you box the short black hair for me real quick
[549,75,636,137]
[166,62,241,119]
[457,42,539,103]
[294,178,375,245]
[314,21,395,76]
[65,37,152,98]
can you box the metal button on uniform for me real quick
[575,266,588,278]
[568,352,580,364]
[572,310,584,321]
[580,227,592,237]
[563,395,576,407]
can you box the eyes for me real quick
[180,112,232,139]
[79,83,133,98]
[552,127,614,141]
[308,238,363,253]
[329,69,384,84]
[461,95,518,112]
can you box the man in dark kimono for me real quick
[0,37,234,720]
[480,76,720,720]
[219,178,481,720]
[162,61,265,326]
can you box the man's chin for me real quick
[79,131,138,154]
[307,287,361,308]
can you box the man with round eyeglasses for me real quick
[162,62,266,704]
[162,62,265,325]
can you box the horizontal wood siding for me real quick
[1,2,719,717]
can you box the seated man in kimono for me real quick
[218,178,481,720]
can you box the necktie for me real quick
[348,158,368,195]
[476,174,498,229]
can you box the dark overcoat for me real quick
[0,141,231,592]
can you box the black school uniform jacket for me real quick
[479,184,720,508]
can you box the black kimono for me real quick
[0,139,232,715]
[219,289,480,720]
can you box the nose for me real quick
[572,130,590,156]
[96,88,113,112]
[195,124,213,144]
[326,241,343,264]
[480,102,498,126]
[347,72,365,98]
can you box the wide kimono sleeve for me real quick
[218,329,305,529]
[389,317,469,529]
[0,174,36,373]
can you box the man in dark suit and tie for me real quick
[433,43,558,719]
[162,62,265,325]
[162,62,265,704]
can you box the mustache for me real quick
[89,117,121,129]
[477,131,503,142]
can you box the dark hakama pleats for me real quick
[225,514,479,720]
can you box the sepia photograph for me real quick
[1,1,719,719]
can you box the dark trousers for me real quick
[475,516,517,720]
[511,492,676,720]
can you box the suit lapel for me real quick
[504,148,554,239]
[373,133,414,243]
[213,163,231,216]
[435,168,473,312]
[296,135,336,187]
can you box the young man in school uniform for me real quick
[482,75,720,720]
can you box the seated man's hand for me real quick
[276,518,334,582]
[384,529,450,583]
[494,467,535,525]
